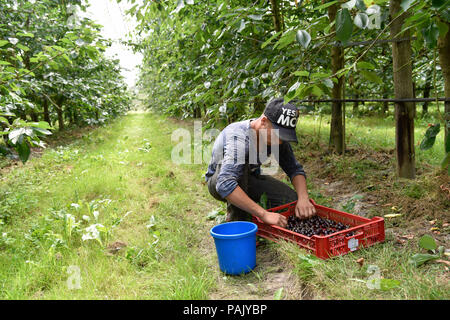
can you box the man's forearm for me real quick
[224,186,266,219]
[292,174,309,200]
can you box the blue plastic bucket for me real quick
[210,221,258,275]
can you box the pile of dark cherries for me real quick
[286,215,355,237]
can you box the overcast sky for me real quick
[82,0,143,88]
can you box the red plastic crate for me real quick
[252,199,385,259]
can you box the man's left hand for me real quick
[295,197,316,219]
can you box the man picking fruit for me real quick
[205,98,316,228]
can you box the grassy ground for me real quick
[0,110,448,299]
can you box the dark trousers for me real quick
[207,164,297,221]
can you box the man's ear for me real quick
[260,115,271,129]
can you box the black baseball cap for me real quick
[263,98,299,143]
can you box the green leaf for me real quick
[238,19,246,33]
[173,0,185,14]
[408,253,439,267]
[274,30,296,49]
[30,121,52,129]
[422,23,440,48]
[0,40,9,47]
[354,13,369,29]
[17,32,34,38]
[322,78,334,88]
[357,61,375,70]
[298,253,321,265]
[8,38,19,45]
[360,69,383,84]
[288,81,301,93]
[311,85,324,97]
[294,71,309,77]
[0,60,11,65]
[273,66,285,80]
[341,0,356,10]
[436,19,449,38]
[206,209,225,220]
[261,31,283,49]
[420,123,440,150]
[379,279,401,291]
[0,144,11,156]
[311,72,331,79]
[315,0,338,11]
[248,14,263,21]
[418,234,437,251]
[431,0,446,8]
[355,0,367,11]
[16,141,30,163]
[336,8,353,43]
[32,127,52,136]
[8,128,25,145]
[400,0,415,11]
[296,30,311,49]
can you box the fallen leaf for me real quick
[435,260,450,267]
[106,240,127,255]
[399,234,414,240]
[384,213,402,218]
[356,258,364,267]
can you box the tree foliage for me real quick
[128,0,449,173]
[0,0,131,163]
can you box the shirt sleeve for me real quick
[277,142,307,181]
[215,134,247,199]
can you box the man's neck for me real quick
[250,117,262,152]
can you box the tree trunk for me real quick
[30,111,38,122]
[412,81,417,118]
[390,0,415,179]
[43,97,51,125]
[73,107,79,125]
[353,94,359,115]
[269,0,283,33]
[19,111,27,121]
[194,106,201,118]
[56,97,65,131]
[422,74,432,117]
[382,93,389,115]
[438,21,450,153]
[328,3,345,154]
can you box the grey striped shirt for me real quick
[205,119,306,198]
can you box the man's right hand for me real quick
[260,211,287,228]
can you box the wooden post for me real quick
[390,0,416,179]
[328,2,345,154]
[438,21,450,152]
